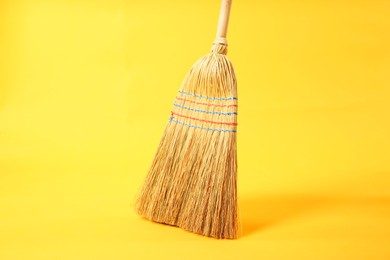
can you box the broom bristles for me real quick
[135,43,239,239]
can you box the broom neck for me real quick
[214,0,232,45]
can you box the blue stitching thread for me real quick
[169,116,236,133]
[173,103,237,115]
[178,90,237,101]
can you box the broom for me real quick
[135,0,239,239]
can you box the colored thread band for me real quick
[173,103,237,115]
[178,90,237,101]
[175,97,238,108]
[169,116,236,133]
[171,111,238,126]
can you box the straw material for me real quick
[135,43,239,239]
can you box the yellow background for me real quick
[1,0,389,259]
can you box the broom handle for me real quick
[214,0,232,45]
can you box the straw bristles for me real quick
[135,43,239,239]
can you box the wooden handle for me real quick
[214,0,232,45]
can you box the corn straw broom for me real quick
[135,0,239,239]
